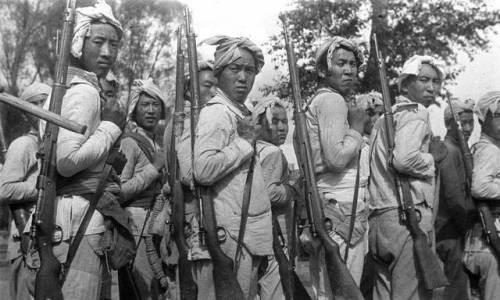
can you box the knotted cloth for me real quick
[203,35,264,76]
[475,91,500,122]
[71,0,123,59]
[315,37,364,77]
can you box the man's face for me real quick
[262,106,288,146]
[199,70,217,104]
[405,64,442,107]
[457,111,474,142]
[99,78,118,102]
[364,105,384,136]
[134,93,162,131]
[324,48,357,96]
[217,49,256,103]
[81,23,119,78]
[483,106,500,142]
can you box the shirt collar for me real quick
[67,66,99,90]
[207,88,251,119]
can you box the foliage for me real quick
[263,0,500,100]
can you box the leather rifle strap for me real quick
[344,150,361,261]
[62,164,112,281]
[234,143,256,272]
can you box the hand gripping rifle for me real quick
[31,0,77,299]
[185,8,244,299]
[282,19,363,299]
[171,24,198,299]
[373,34,449,290]
[444,94,500,258]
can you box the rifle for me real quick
[0,92,86,134]
[185,8,244,299]
[0,115,7,164]
[282,18,363,299]
[373,34,449,290]
[444,94,500,258]
[272,215,311,300]
[171,25,198,299]
[32,1,76,299]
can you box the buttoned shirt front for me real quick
[369,96,435,210]
[194,89,273,256]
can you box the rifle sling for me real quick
[234,147,256,271]
[62,163,112,280]
[344,150,361,260]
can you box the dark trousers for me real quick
[436,238,471,300]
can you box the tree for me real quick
[264,0,500,99]
[115,0,185,103]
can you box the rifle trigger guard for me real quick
[324,218,333,232]
[52,225,63,244]
[415,209,422,223]
[216,226,226,243]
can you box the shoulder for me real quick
[9,135,36,149]
[258,141,282,160]
[472,136,499,157]
[199,97,235,125]
[310,89,345,108]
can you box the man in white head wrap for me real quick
[118,79,168,299]
[194,35,273,298]
[368,54,448,300]
[301,36,369,298]
[435,97,475,300]
[41,1,128,299]
[0,82,50,300]
[462,91,500,300]
[248,96,293,299]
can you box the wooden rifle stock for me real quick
[373,34,448,290]
[445,93,500,259]
[282,18,363,300]
[0,93,86,134]
[272,216,311,300]
[32,1,76,299]
[184,9,244,298]
[170,26,198,300]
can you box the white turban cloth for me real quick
[71,0,123,59]
[250,96,290,124]
[356,91,383,111]
[443,98,474,122]
[127,79,167,131]
[20,82,51,104]
[398,55,445,90]
[475,91,500,123]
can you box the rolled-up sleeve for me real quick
[119,137,159,202]
[0,137,37,203]
[471,142,500,199]
[314,94,363,172]
[194,105,253,185]
[56,84,122,177]
[393,119,435,178]
[260,148,293,208]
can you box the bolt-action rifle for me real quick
[32,1,77,299]
[171,24,198,299]
[282,18,363,299]
[185,8,244,299]
[444,94,500,259]
[373,34,449,290]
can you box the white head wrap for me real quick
[71,0,123,59]
[127,79,167,131]
[20,82,51,104]
[443,98,474,122]
[356,91,383,111]
[475,91,500,123]
[398,55,445,91]
[250,97,290,124]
